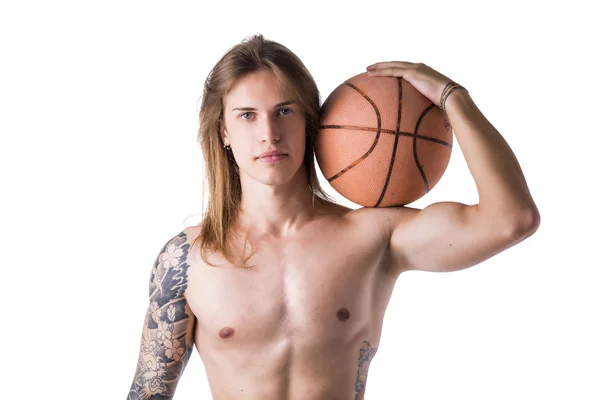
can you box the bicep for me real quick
[389,202,515,273]
[128,231,196,399]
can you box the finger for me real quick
[366,67,405,77]
[366,61,412,70]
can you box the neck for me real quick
[237,168,320,238]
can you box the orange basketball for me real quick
[315,72,453,207]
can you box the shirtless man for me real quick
[127,34,540,400]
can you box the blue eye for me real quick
[239,108,292,120]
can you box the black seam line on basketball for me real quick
[413,103,437,194]
[325,82,382,183]
[319,125,452,148]
[374,77,403,208]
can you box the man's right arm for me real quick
[127,230,196,400]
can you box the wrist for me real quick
[443,88,472,112]
[440,82,469,112]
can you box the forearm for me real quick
[444,90,540,230]
[127,312,192,400]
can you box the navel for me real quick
[336,308,351,322]
[219,326,235,339]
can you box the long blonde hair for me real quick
[191,34,336,269]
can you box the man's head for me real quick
[198,34,332,206]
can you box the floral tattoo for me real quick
[354,340,378,400]
[127,231,194,400]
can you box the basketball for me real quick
[315,72,453,207]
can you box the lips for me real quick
[258,151,287,158]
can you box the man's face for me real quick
[221,69,307,186]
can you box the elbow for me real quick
[504,206,541,240]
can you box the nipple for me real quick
[336,308,350,322]
[219,326,235,339]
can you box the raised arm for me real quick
[365,62,540,274]
[127,230,196,399]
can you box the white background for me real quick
[1,0,598,399]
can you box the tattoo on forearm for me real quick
[354,340,378,400]
[128,231,193,400]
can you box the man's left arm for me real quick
[367,62,541,274]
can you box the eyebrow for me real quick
[231,100,295,112]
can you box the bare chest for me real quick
[185,221,393,352]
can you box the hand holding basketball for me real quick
[366,61,454,108]
[316,68,454,207]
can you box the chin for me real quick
[243,159,305,186]
[257,169,297,186]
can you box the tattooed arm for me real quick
[127,231,196,400]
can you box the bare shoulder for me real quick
[344,205,422,274]
[344,204,419,238]
[182,223,204,264]
[315,201,415,238]
[183,223,202,242]
[182,218,208,244]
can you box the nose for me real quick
[260,116,281,143]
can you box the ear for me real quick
[219,119,229,145]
